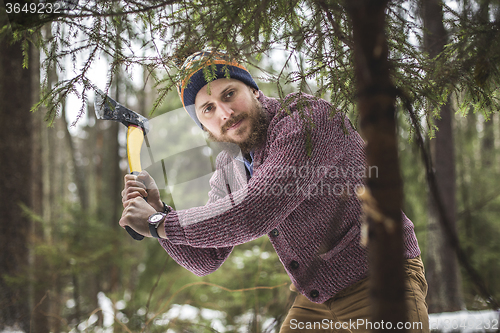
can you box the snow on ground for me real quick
[2,302,498,332]
[0,326,23,333]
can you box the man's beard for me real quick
[207,99,268,156]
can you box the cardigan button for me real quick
[290,261,299,270]
[270,228,279,237]
[310,290,320,298]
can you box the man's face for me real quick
[194,78,267,153]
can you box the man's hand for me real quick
[120,170,165,238]
[119,196,157,237]
[121,171,163,212]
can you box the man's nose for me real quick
[218,103,234,120]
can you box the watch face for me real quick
[149,213,164,223]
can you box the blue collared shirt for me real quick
[235,151,254,178]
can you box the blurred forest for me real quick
[1,0,500,332]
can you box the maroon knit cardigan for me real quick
[159,92,421,303]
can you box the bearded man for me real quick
[120,50,429,333]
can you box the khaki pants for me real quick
[280,257,429,333]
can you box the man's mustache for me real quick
[221,113,248,134]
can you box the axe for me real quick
[94,89,151,241]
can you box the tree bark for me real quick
[61,103,90,212]
[478,0,495,170]
[456,112,476,256]
[30,32,51,333]
[0,34,33,331]
[420,0,464,313]
[481,117,494,169]
[346,0,408,330]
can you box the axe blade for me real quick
[94,89,150,133]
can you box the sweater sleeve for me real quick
[157,159,235,276]
[158,238,233,276]
[162,95,359,248]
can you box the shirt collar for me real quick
[234,151,254,177]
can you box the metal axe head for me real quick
[94,88,149,133]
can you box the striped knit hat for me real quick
[177,49,259,128]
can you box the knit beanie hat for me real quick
[177,49,259,128]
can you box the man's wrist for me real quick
[153,200,166,212]
[157,220,167,239]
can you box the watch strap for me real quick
[149,221,161,239]
[161,201,170,213]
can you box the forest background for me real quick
[1,0,500,332]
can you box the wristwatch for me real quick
[148,212,166,239]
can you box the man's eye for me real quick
[204,105,213,113]
[225,91,234,99]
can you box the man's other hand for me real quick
[121,170,163,212]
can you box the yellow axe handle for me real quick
[125,125,146,241]
[127,125,145,173]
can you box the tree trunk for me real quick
[61,103,90,212]
[420,0,464,313]
[0,34,33,332]
[456,112,477,257]
[346,0,408,330]
[478,0,495,170]
[481,116,494,169]
[30,32,51,333]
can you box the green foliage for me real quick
[1,0,498,127]
[124,238,290,332]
